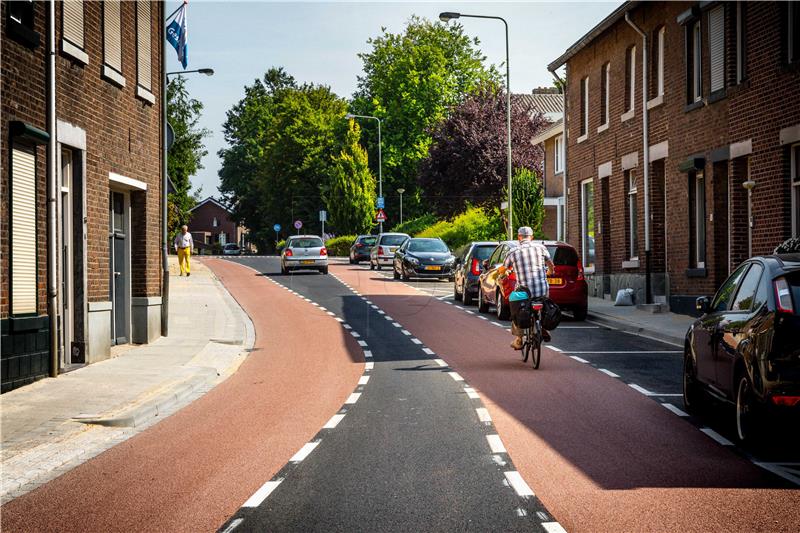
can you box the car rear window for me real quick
[546,245,579,266]
[359,236,377,245]
[380,235,407,246]
[471,245,496,261]
[289,238,323,248]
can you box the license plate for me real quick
[547,277,563,285]
[300,260,315,265]
[425,265,442,271]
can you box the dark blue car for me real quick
[452,241,499,306]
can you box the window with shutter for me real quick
[708,6,725,93]
[62,0,83,48]
[104,0,122,74]
[10,146,38,316]
[137,0,152,92]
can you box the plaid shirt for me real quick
[503,241,551,298]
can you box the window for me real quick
[790,1,800,63]
[554,135,564,174]
[599,63,610,126]
[625,46,636,112]
[792,144,800,237]
[731,264,764,312]
[136,0,154,102]
[10,146,38,316]
[735,2,746,83]
[212,217,218,228]
[103,0,123,80]
[581,179,595,269]
[688,20,702,102]
[711,263,748,313]
[691,170,706,268]
[651,26,665,97]
[708,6,725,93]
[627,170,638,259]
[62,0,84,49]
[580,77,589,138]
[6,0,38,48]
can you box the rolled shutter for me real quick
[11,147,38,316]
[709,6,725,92]
[137,0,152,90]
[63,0,84,48]
[104,0,122,72]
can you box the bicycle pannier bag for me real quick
[541,298,562,330]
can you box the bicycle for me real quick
[519,299,544,369]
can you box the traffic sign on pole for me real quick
[376,209,386,222]
[273,223,281,232]
[376,196,385,209]
[319,210,327,222]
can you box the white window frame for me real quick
[694,170,706,268]
[627,170,638,260]
[627,46,636,112]
[792,144,800,237]
[554,135,564,174]
[212,217,219,228]
[657,27,665,96]
[581,178,595,271]
[708,5,726,93]
[692,21,703,102]
[602,62,610,126]
[579,77,589,141]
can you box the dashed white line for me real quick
[357,340,368,347]
[478,316,488,320]
[392,322,402,328]
[345,393,362,404]
[384,315,394,321]
[475,408,492,422]
[434,359,447,367]
[567,350,682,354]
[221,518,243,533]
[491,321,504,327]
[448,372,464,382]
[410,338,423,345]
[371,305,379,309]
[363,350,373,358]
[542,522,568,533]
[464,387,480,399]
[422,348,435,355]
[486,434,506,453]
[289,441,320,463]
[377,310,385,315]
[326,311,336,316]
[342,323,352,329]
[323,414,346,429]
[661,402,689,417]
[700,427,734,446]
[335,317,345,323]
[444,301,453,305]
[570,356,590,363]
[358,376,370,385]
[242,479,284,508]
[504,471,534,497]
[548,345,563,352]
[598,368,620,378]
[400,329,411,335]
[350,331,361,338]
[365,362,374,370]
[464,310,474,315]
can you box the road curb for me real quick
[586,311,685,347]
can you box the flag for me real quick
[166,2,188,69]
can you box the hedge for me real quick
[325,235,356,256]
[390,213,437,236]
[415,207,504,249]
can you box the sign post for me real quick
[319,210,327,238]
[376,209,387,224]
[376,197,385,232]
[293,220,302,235]
[273,223,281,251]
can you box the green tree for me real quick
[325,119,376,235]
[167,76,209,237]
[503,167,545,237]
[352,16,499,220]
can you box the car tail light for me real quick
[771,395,800,407]
[378,246,384,255]
[576,262,585,281]
[285,248,293,257]
[320,247,327,256]
[774,277,794,314]
[470,258,481,276]
[356,243,363,248]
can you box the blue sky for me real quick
[167,1,617,197]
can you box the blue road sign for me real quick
[273,223,281,232]
[377,196,385,209]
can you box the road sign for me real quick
[319,210,327,222]
[293,220,303,230]
[376,196,385,209]
[376,209,386,222]
[273,223,281,232]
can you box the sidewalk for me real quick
[586,296,694,346]
[0,258,254,504]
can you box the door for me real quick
[60,148,74,365]
[109,191,129,345]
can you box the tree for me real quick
[325,119,376,235]
[167,75,209,237]
[418,87,548,217]
[352,16,499,220]
[504,167,545,237]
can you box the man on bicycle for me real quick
[498,226,555,350]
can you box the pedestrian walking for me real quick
[174,225,194,276]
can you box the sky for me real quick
[167,1,617,198]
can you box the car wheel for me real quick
[349,255,355,264]
[454,280,463,301]
[369,262,375,270]
[280,263,287,275]
[736,373,759,443]
[682,349,703,415]
[477,288,490,313]
[320,267,329,275]
[463,288,474,306]
[376,263,382,271]
[572,304,588,321]
[496,291,511,320]
[393,268,400,280]
[401,267,410,281]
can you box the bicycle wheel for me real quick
[521,331,531,363]
[531,319,542,369]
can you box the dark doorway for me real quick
[109,191,128,345]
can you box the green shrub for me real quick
[276,239,286,251]
[391,213,436,235]
[325,235,357,256]
[416,207,504,249]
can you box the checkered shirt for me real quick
[503,241,551,298]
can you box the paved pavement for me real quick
[0,258,252,504]
[585,295,694,345]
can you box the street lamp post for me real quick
[161,67,214,337]
[397,188,405,225]
[440,12,512,240]
[345,113,383,232]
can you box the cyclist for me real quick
[498,226,555,350]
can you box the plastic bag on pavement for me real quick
[614,288,635,306]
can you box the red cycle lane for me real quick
[334,264,800,533]
[1,259,364,533]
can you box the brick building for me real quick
[188,197,252,252]
[548,1,800,314]
[2,1,165,392]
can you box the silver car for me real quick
[281,235,328,274]
[369,232,410,270]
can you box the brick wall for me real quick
[189,201,238,244]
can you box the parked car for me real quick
[349,235,377,264]
[369,232,410,270]
[280,235,328,275]
[392,238,456,281]
[222,243,242,256]
[477,240,589,321]
[683,253,800,442]
[453,241,499,305]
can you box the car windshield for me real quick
[471,245,496,261]
[359,236,377,245]
[289,238,323,248]
[547,246,579,266]
[408,240,448,253]
[380,235,407,246]
[224,244,238,249]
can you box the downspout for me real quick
[625,12,652,304]
[47,0,58,377]
[548,68,567,242]
[161,2,169,337]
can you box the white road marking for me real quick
[464,387,480,399]
[598,368,620,378]
[357,340,368,347]
[242,479,284,507]
[516,508,528,517]
[486,434,506,453]
[661,402,689,417]
[566,350,682,354]
[536,512,549,521]
[476,408,492,422]
[350,331,361,338]
[358,376,370,385]
[392,322,402,328]
[311,302,320,307]
[326,311,336,316]
[318,306,327,311]
[700,427,734,446]
[410,338,422,345]
[448,372,464,382]
[434,359,447,367]
[384,315,394,321]
[542,522,568,533]
[345,392,362,404]
[323,414,345,429]
[478,316,488,320]
[363,350,373,358]
[752,462,800,486]
[548,345,563,352]
[342,323,352,329]
[628,383,654,395]
[377,310,385,314]
[491,321,504,327]
[371,305,379,309]
[365,300,372,304]
[444,301,453,305]
[556,325,600,329]
[401,329,411,336]
[221,518,244,533]
[289,441,320,463]
[464,310,474,315]
[504,471,534,497]
[365,362,374,370]
[335,317,344,323]
[570,356,590,363]
[422,348,435,355]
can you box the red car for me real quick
[477,240,589,320]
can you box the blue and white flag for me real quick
[166,2,188,69]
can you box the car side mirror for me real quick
[695,296,710,314]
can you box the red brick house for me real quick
[189,197,252,252]
[2,1,164,391]
[549,1,800,314]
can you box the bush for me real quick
[325,235,356,256]
[775,237,800,254]
[391,213,436,235]
[276,239,286,251]
[416,207,504,249]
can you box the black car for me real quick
[684,254,800,442]
[453,241,499,305]
[349,235,377,264]
[393,238,455,281]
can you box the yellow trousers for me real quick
[177,247,191,275]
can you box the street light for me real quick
[397,188,405,225]
[345,113,384,232]
[167,68,215,77]
[440,11,513,240]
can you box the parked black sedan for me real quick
[349,235,377,264]
[393,238,456,281]
[453,241,498,305]
[683,253,800,442]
